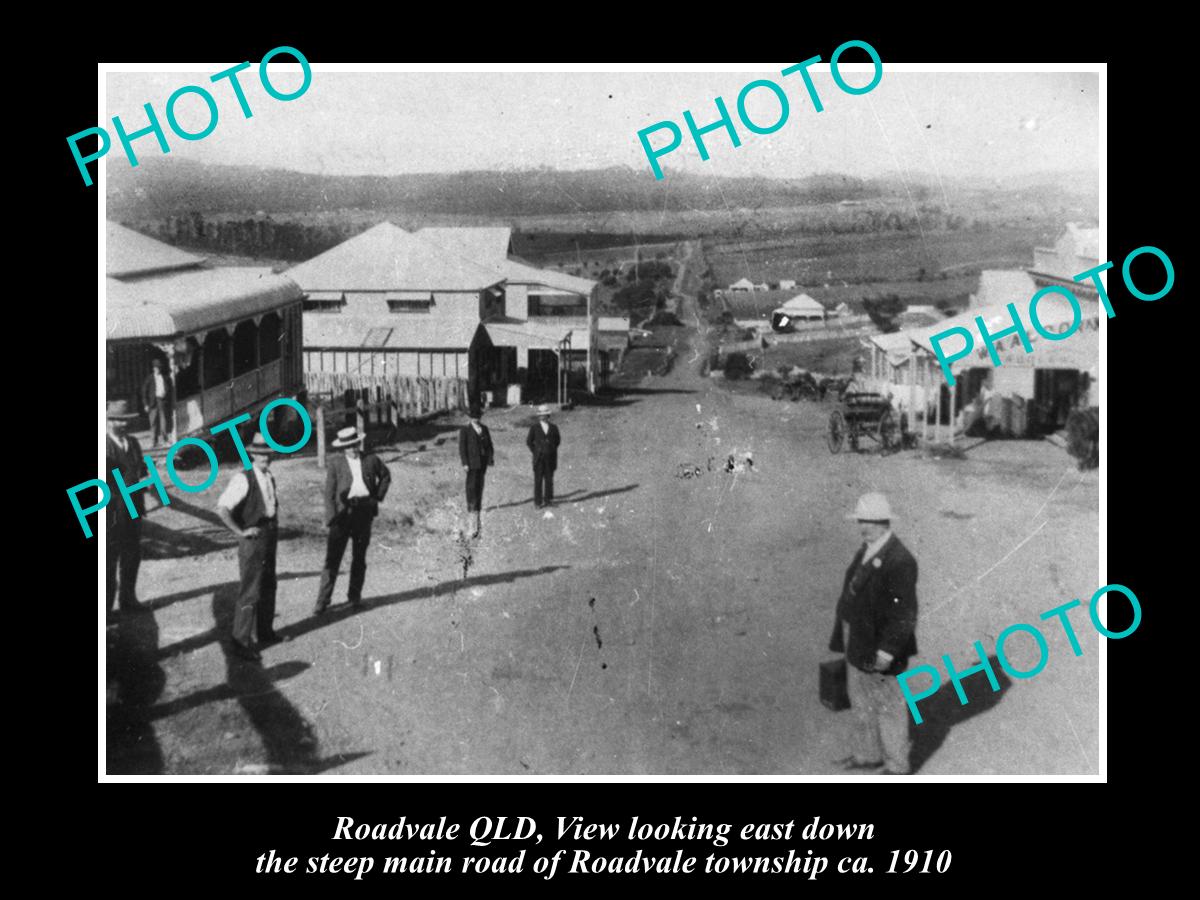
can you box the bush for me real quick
[862,294,907,333]
[1065,407,1099,470]
[612,281,658,311]
[626,260,673,282]
[646,310,683,327]
[723,352,753,380]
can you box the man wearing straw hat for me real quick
[526,404,561,509]
[106,399,147,613]
[458,403,493,538]
[216,433,283,662]
[314,426,391,615]
[828,492,919,775]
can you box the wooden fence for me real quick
[304,373,469,468]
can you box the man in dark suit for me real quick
[526,403,561,508]
[459,403,493,538]
[106,399,146,614]
[828,492,918,775]
[314,426,392,615]
[140,358,174,447]
[216,433,283,661]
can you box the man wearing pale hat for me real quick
[216,433,283,662]
[458,403,494,538]
[828,492,919,775]
[106,399,147,613]
[525,404,561,509]
[314,426,391,615]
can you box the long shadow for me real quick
[160,565,570,661]
[141,519,232,560]
[211,586,371,774]
[908,655,1013,773]
[145,571,324,614]
[563,483,640,505]
[488,490,584,512]
[106,609,168,774]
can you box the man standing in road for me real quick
[829,492,919,775]
[314,426,391,615]
[106,399,147,614]
[526,403,561,509]
[216,433,284,662]
[141,358,173,447]
[459,403,493,538]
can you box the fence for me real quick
[304,373,469,468]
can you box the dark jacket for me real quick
[105,433,147,523]
[526,422,561,469]
[141,370,174,410]
[459,424,494,471]
[828,533,918,676]
[324,452,391,526]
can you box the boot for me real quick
[471,511,481,538]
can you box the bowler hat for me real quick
[468,403,483,418]
[847,492,895,522]
[106,399,139,420]
[535,404,552,417]
[247,433,275,456]
[332,426,365,448]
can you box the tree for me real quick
[862,294,907,333]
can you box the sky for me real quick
[103,66,1100,182]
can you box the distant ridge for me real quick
[107,158,1096,221]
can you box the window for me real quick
[303,299,344,313]
[203,329,230,386]
[387,299,432,313]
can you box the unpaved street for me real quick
[106,324,1099,776]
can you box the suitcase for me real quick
[820,658,851,711]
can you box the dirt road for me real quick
[107,319,1099,775]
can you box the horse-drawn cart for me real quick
[827,391,902,454]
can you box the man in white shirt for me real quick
[216,433,284,661]
[314,426,391,614]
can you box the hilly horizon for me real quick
[107,158,1099,221]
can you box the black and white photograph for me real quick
[98,63,1102,778]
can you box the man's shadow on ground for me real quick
[487,484,639,512]
[909,656,1013,773]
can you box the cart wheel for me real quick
[878,409,899,453]
[828,411,847,454]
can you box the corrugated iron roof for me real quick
[287,222,507,292]
[107,268,303,341]
[485,320,576,351]
[416,227,512,263]
[107,222,204,278]
[781,293,825,312]
[908,298,1100,372]
[304,313,483,349]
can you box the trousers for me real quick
[232,520,278,646]
[845,662,912,773]
[148,400,171,444]
[533,461,555,506]
[315,504,374,609]
[465,469,486,512]
[106,517,142,612]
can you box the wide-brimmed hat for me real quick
[106,399,139,420]
[247,432,275,456]
[332,426,365,448]
[535,404,552,417]
[468,403,483,419]
[847,492,895,522]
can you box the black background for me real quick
[44,12,1176,891]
